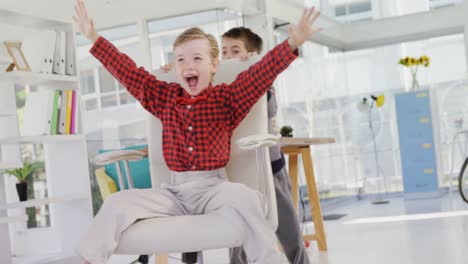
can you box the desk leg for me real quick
[301,147,328,251]
[288,154,299,211]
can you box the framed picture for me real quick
[4,41,31,72]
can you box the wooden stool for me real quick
[280,137,335,251]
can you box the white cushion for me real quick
[115,213,242,254]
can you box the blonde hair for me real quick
[173,27,219,62]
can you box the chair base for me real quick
[182,252,199,263]
[138,255,149,264]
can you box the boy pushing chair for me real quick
[73,0,322,263]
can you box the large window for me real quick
[333,0,373,22]
[297,0,464,22]
[76,24,140,112]
[273,32,467,198]
[147,9,243,70]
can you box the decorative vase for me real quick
[16,182,28,201]
[410,67,420,90]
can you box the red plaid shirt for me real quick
[90,37,297,171]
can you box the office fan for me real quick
[343,94,388,204]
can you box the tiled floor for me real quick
[305,192,468,264]
[32,192,468,264]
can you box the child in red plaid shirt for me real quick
[73,0,321,263]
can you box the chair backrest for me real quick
[147,57,278,228]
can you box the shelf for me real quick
[0,71,77,87]
[0,194,88,210]
[0,162,23,169]
[0,135,83,145]
[0,215,27,225]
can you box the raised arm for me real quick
[73,0,100,43]
[226,7,321,128]
[73,0,173,117]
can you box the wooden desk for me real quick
[280,137,335,251]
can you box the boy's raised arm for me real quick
[226,7,321,128]
[73,0,172,117]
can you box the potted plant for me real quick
[3,162,42,201]
[280,125,294,137]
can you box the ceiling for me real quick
[0,0,466,51]
[0,0,259,28]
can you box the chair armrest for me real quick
[95,150,145,165]
[95,150,145,190]
[237,134,279,150]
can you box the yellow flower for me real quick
[398,55,431,68]
[404,57,410,66]
[420,55,430,67]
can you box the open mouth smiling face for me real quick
[174,38,218,96]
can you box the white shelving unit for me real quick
[0,215,27,225]
[0,194,88,211]
[0,71,78,88]
[0,162,23,170]
[0,135,84,145]
[0,9,93,263]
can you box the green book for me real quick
[50,90,61,135]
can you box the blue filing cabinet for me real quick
[395,90,439,193]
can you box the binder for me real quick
[58,89,68,134]
[75,95,80,134]
[70,90,76,134]
[22,90,55,136]
[65,31,76,76]
[65,89,73,134]
[21,30,56,74]
[50,90,61,135]
[72,90,81,134]
[52,31,66,75]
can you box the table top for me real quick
[280,137,336,148]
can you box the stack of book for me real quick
[22,89,79,136]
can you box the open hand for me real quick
[287,7,322,51]
[138,147,149,157]
[73,0,100,42]
[160,63,174,73]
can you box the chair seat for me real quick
[115,213,243,254]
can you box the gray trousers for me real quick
[75,169,282,264]
[230,166,310,264]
